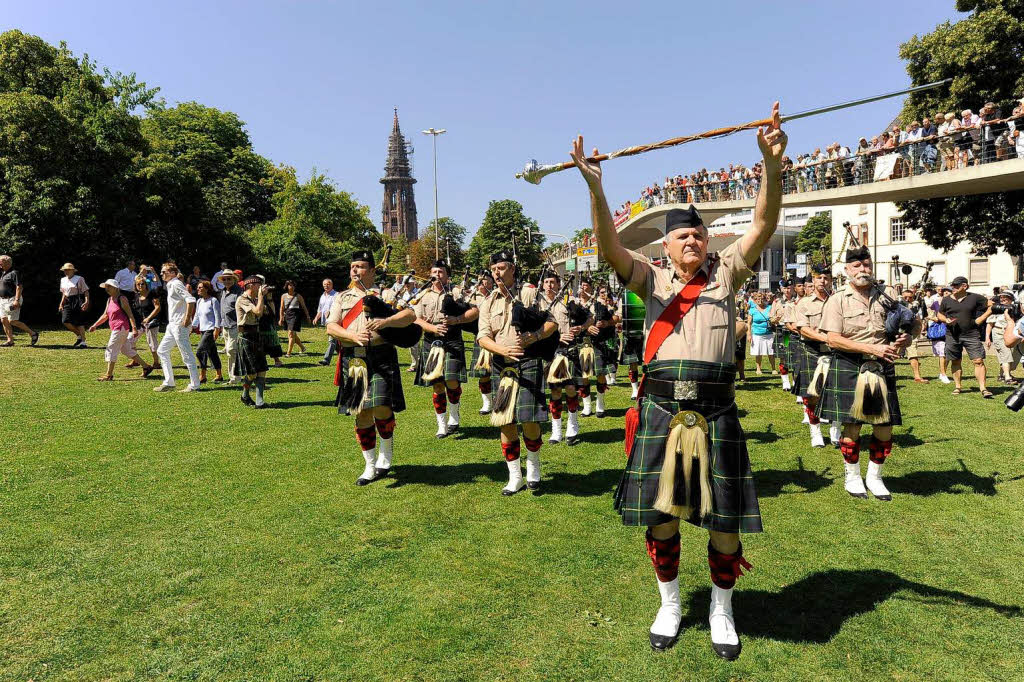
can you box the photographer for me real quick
[987,289,1022,385]
[938,276,994,398]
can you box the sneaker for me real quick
[153,384,174,392]
[179,385,200,393]
[938,374,951,384]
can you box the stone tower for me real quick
[380,108,418,241]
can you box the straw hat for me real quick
[60,262,76,272]
[217,269,239,282]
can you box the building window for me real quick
[969,258,989,285]
[890,217,906,243]
[858,223,869,247]
[931,261,946,286]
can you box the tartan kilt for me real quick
[233,328,269,376]
[774,326,790,369]
[620,335,643,365]
[337,344,406,413]
[815,350,902,426]
[788,335,807,396]
[614,360,762,533]
[261,326,283,359]
[798,340,826,400]
[491,354,548,424]
[468,340,491,378]
[415,334,468,386]
[604,337,619,373]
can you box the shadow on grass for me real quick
[386,461,505,488]
[737,382,771,392]
[885,459,1023,497]
[680,569,1021,643]
[531,468,621,497]
[754,457,834,498]
[745,424,781,444]
[271,399,336,409]
[578,427,626,445]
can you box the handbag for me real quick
[926,321,947,340]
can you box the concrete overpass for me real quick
[552,157,1024,268]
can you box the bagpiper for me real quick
[815,245,918,500]
[467,271,496,414]
[477,250,557,495]
[326,250,418,485]
[792,264,836,448]
[538,271,589,446]
[575,278,615,417]
[770,280,794,391]
[569,101,787,659]
[414,260,478,438]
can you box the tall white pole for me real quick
[432,133,439,260]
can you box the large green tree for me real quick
[794,212,832,266]
[410,217,467,275]
[895,0,1024,264]
[466,200,544,274]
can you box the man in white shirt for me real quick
[211,261,230,293]
[114,259,138,297]
[314,278,340,366]
[155,262,201,392]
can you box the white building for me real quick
[827,201,1021,293]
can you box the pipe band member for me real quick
[414,259,478,438]
[467,271,496,414]
[326,250,417,486]
[476,250,557,495]
[568,101,787,659]
[574,277,610,416]
[234,276,271,407]
[816,246,918,501]
[793,264,836,447]
[538,271,589,446]
[770,279,794,390]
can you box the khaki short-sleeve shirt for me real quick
[818,284,895,344]
[622,240,753,363]
[477,285,544,347]
[327,286,387,346]
[414,285,464,325]
[538,294,570,336]
[236,293,260,326]
[794,294,829,330]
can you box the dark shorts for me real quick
[614,360,761,533]
[60,294,87,326]
[945,331,986,362]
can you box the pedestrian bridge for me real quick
[554,157,1024,257]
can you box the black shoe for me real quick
[650,627,681,652]
[501,485,523,496]
[548,437,561,445]
[711,639,741,661]
[596,411,606,419]
[447,424,459,434]
[30,331,39,346]
[526,481,540,491]
[72,339,83,348]
[317,360,330,366]
[847,491,868,499]
[435,432,448,439]
[241,394,256,407]
[253,403,268,409]
[566,435,580,446]
[479,408,491,415]
[374,467,390,479]
[355,474,377,486]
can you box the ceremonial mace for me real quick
[514,79,952,184]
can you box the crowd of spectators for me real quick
[613,97,1024,220]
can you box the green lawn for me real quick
[2,329,1023,681]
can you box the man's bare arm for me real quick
[739,102,787,267]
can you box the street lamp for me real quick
[422,127,446,259]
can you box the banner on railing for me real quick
[873,153,899,181]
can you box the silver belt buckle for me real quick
[673,380,698,400]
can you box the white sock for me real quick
[596,392,606,413]
[844,461,867,496]
[650,578,682,637]
[829,423,841,444]
[865,460,891,498]
[525,452,541,483]
[709,585,739,647]
[630,382,639,399]
[375,438,393,470]
[566,411,579,438]
[504,459,523,493]
[781,374,791,390]
[550,418,562,442]
[435,412,447,437]
[607,373,616,385]
[447,401,460,427]
[481,392,491,411]
[809,423,825,448]
[360,449,377,481]
[801,410,810,424]
[582,395,592,415]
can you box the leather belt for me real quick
[643,378,735,402]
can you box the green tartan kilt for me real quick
[815,350,902,426]
[614,360,762,534]
[774,326,790,370]
[620,335,643,365]
[233,329,269,376]
[582,335,614,374]
[416,334,468,386]
[604,336,619,373]
[798,341,827,400]
[788,335,808,396]
[337,344,406,413]
[491,354,548,424]
[468,340,490,379]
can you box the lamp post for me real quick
[422,127,446,259]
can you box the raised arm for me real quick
[739,102,787,267]
[569,136,634,285]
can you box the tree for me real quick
[410,217,467,274]
[465,200,545,274]
[895,0,1024,261]
[794,212,832,266]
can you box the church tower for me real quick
[380,108,418,241]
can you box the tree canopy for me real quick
[794,212,832,266]
[409,217,467,275]
[466,200,544,275]
[895,0,1024,260]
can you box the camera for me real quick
[1006,381,1024,412]
[992,303,1022,321]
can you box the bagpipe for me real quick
[868,278,917,343]
[362,294,422,348]
[440,265,477,336]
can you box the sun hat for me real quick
[101,278,120,290]
[60,262,76,271]
[217,269,239,281]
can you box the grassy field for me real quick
[2,328,1023,681]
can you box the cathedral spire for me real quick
[380,108,418,241]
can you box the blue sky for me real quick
[5,0,963,245]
